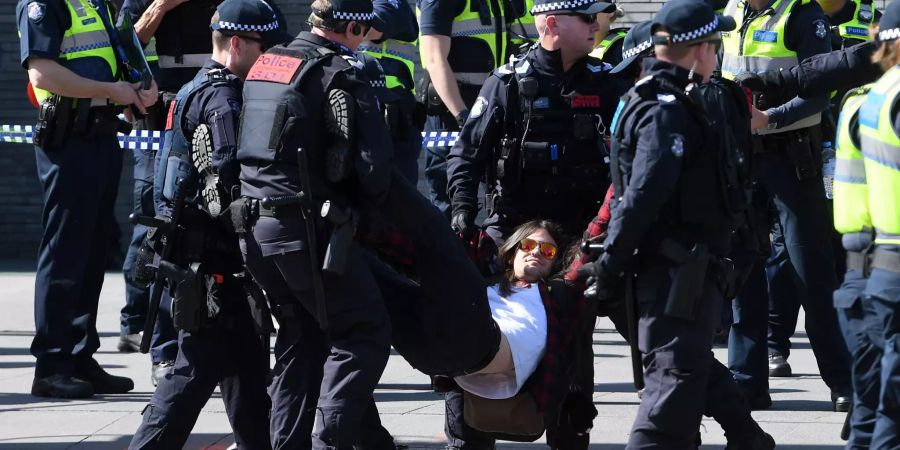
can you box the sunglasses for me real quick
[558,12,598,25]
[226,33,270,52]
[518,238,559,260]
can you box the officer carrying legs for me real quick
[128,1,290,447]
[17,0,158,399]
[236,0,397,447]
[577,1,774,446]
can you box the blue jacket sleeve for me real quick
[17,0,69,67]
[446,74,506,216]
[602,102,688,274]
[766,3,831,129]
[371,0,419,43]
[783,41,881,98]
[193,84,243,196]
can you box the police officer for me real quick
[129,1,288,446]
[418,0,507,217]
[237,0,397,447]
[578,0,775,446]
[120,0,225,384]
[17,0,157,398]
[720,0,853,410]
[589,6,628,66]
[358,0,421,183]
[859,3,900,445]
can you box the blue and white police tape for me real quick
[0,126,461,150]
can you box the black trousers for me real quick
[129,306,271,449]
[242,215,392,449]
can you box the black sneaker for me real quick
[76,359,134,394]
[191,124,224,216]
[324,89,355,183]
[768,352,792,377]
[31,374,94,399]
[151,360,175,387]
[117,333,141,353]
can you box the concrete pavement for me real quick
[0,270,849,449]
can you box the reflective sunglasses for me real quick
[518,238,559,260]
[559,12,598,25]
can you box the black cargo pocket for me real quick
[648,349,699,422]
[135,403,168,447]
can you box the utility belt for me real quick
[750,128,819,181]
[418,72,483,119]
[34,95,130,149]
[846,250,875,278]
[165,265,273,334]
[872,248,900,274]
[655,237,736,320]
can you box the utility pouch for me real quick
[783,134,816,181]
[321,200,355,276]
[572,114,596,140]
[159,261,203,332]
[522,141,552,164]
[34,96,60,149]
[425,81,447,116]
[496,136,518,179]
[235,271,274,336]
[228,197,253,234]
[662,242,710,320]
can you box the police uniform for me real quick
[358,0,422,183]
[859,3,900,445]
[720,0,853,407]
[417,0,507,217]
[18,0,142,398]
[579,1,773,446]
[590,27,627,66]
[236,0,396,446]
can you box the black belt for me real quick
[250,198,303,219]
[872,248,900,274]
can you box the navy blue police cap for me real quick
[877,0,900,42]
[531,0,617,16]
[610,20,654,74]
[312,0,375,23]
[651,0,736,45]
[212,0,291,47]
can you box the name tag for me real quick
[571,95,600,108]
[81,17,96,25]
[844,26,868,37]
[246,55,303,84]
[752,30,778,43]
[533,97,550,109]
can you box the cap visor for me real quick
[609,54,638,74]
[715,14,736,32]
[582,1,617,14]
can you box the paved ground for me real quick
[0,270,849,449]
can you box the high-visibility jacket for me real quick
[860,65,900,245]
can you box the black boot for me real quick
[75,359,134,394]
[31,374,94,399]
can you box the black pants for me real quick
[242,215,392,449]
[129,307,271,449]
[31,132,122,378]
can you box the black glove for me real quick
[576,260,622,303]
[733,70,785,97]
[454,109,470,129]
[450,210,476,240]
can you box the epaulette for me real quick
[206,68,239,86]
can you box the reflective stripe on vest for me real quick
[860,65,900,244]
[838,0,874,42]
[590,29,627,60]
[721,0,820,134]
[359,38,418,91]
[418,0,507,82]
[834,86,872,234]
[34,0,118,103]
[145,37,158,63]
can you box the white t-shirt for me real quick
[455,284,548,399]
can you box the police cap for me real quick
[877,0,900,42]
[531,0,617,16]
[212,0,291,47]
[312,0,375,23]
[610,20,654,74]
[651,0,736,45]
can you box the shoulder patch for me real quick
[586,62,610,73]
[470,96,488,119]
[27,2,45,22]
[341,55,365,70]
[670,134,685,158]
[246,54,303,84]
[814,19,828,39]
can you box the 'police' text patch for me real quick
[752,30,778,43]
[571,95,600,108]
[246,55,303,84]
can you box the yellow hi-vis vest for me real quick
[418,0,507,86]
[860,65,900,245]
[33,0,118,103]
[834,85,872,234]
[359,38,418,92]
[590,28,627,61]
[721,0,821,134]
[509,0,536,49]
[837,0,874,44]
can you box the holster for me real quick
[228,197,254,235]
[34,96,73,150]
[159,261,204,332]
[235,271,274,336]
[659,240,710,321]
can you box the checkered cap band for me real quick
[333,10,375,21]
[878,27,900,41]
[531,0,594,14]
[216,19,279,32]
[670,15,718,43]
[623,39,652,59]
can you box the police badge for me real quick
[671,134,685,158]
[27,2,46,22]
[814,19,828,39]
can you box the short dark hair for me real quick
[308,0,354,33]
[496,219,567,296]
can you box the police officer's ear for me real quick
[349,21,363,36]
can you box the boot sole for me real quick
[191,124,222,216]
[324,89,355,183]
